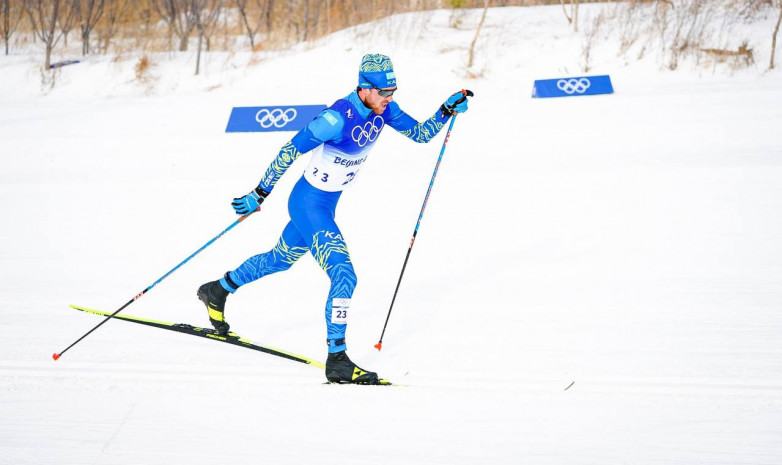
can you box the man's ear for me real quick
[356,87,367,100]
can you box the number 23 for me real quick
[312,167,329,183]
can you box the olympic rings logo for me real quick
[557,78,592,95]
[351,115,384,147]
[255,108,298,129]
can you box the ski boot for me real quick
[197,280,230,335]
[325,350,381,385]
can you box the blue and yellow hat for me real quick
[358,54,396,89]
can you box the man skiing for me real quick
[197,53,470,384]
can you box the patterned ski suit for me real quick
[222,90,450,353]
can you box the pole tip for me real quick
[52,353,61,361]
[374,342,382,351]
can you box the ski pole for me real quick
[53,208,259,361]
[375,90,473,351]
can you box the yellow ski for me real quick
[70,304,325,368]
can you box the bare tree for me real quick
[284,0,299,42]
[24,0,76,69]
[129,0,155,51]
[772,0,782,70]
[301,0,322,41]
[74,0,105,55]
[283,0,321,43]
[95,0,130,54]
[573,0,579,32]
[234,0,272,49]
[467,0,488,69]
[2,0,25,55]
[154,0,198,51]
[1,0,7,54]
[558,0,579,32]
[194,0,221,75]
[59,0,77,46]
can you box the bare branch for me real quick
[24,0,74,69]
[2,0,25,55]
[771,0,782,70]
[75,0,106,55]
[234,0,271,49]
[467,0,488,69]
[194,0,221,75]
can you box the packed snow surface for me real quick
[1,5,781,465]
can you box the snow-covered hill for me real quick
[1,4,781,465]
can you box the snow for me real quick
[2,4,782,464]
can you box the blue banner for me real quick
[49,59,80,69]
[531,75,614,98]
[225,105,326,132]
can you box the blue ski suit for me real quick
[221,90,451,353]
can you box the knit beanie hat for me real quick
[358,54,396,89]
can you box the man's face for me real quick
[363,87,396,115]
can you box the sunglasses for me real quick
[372,85,397,97]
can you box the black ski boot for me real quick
[197,280,230,335]
[325,350,380,385]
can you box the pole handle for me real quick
[454,89,474,106]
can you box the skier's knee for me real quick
[327,262,357,291]
[272,237,308,268]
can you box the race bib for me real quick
[304,115,384,192]
[305,146,368,192]
[330,298,350,324]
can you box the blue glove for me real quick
[441,90,473,117]
[231,187,269,215]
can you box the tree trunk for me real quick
[236,1,255,48]
[573,0,579,33]
[325,0,330,34]
[771,2,782,70]
[468,1,488,69]
[195,25,203,75]
[45,41,53,69]
[193,0,221,75]
[559,0,572,25]
[36,0,63,70]
[78,0,106,56]
[265,0,273,34]
[2,0,8,55]
[302,0,309,41]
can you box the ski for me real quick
[69,304,325,368]
[70,304,395,385]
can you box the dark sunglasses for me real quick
[372,85,397,97]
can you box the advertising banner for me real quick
[225,105,327,132]
[532,75,614,98]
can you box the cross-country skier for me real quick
[197,53,470,384]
